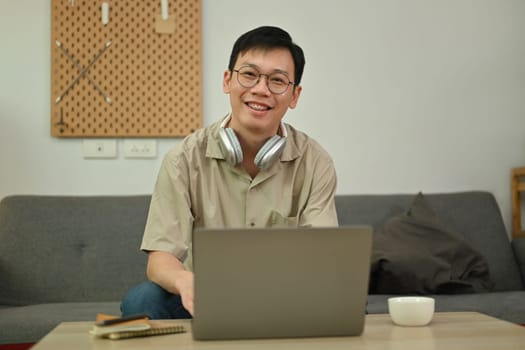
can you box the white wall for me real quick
[1,0,524,235]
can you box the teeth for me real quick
[247,103,269,111]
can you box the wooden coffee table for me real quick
[31,312,525,350]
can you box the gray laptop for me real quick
[192,226,373,340]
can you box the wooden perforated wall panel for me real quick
[50,0,202,137]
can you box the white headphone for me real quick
[218,115,287,170]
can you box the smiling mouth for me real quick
[246,102,272,111]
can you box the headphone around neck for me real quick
[218,115,287,170]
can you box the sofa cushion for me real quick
[0,302,121,344]
[335,191,525,291]
[369,192,494,294]
[0,196,149,306]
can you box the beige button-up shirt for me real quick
[141,118,338,270]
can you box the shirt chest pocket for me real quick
[269,211,298,227]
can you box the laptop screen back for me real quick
[192,226,373,340]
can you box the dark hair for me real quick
[228,26,306,86]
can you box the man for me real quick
[121,26,338,319]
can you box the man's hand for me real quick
[147,251,195,316]
[174,270,194,316]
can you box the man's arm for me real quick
[299,154,338,227]
[146,251,195,316]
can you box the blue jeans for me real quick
[120,281,192,319]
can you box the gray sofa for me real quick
[1,191,524,345]
[0,196,149,345]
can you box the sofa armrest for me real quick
[512,237,525,286]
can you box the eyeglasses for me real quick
[232,66,295,95]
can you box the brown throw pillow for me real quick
[369,192,494,294]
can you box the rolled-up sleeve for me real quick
[140,146,194,264]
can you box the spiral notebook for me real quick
[90,314,186,340]
[106,323,186,340]
[191,226,373,340]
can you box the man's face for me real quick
[223,48,302,140]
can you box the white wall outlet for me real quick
[82,139,117,158]
[123,140,157,158]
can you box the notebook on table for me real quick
[191,226,373,340]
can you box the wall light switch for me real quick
[123,140,157,158]
[82,139,117,158]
